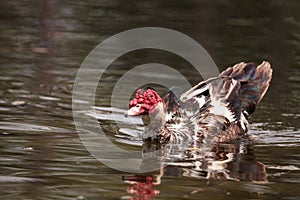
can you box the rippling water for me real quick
[0,0,299,199]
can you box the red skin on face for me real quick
[129,89,162,115]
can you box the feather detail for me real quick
[220,61,272,116]
[136,61,272,144]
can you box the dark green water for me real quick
[0,0,299,199]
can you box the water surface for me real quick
[0,1,299,199]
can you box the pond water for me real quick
[0,0,299,199]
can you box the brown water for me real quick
[0,0,299,199]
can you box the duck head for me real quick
[125,87,162,116]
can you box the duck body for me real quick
[126,61,272,144]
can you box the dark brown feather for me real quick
[220,61,272,116]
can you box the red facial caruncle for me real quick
[126,88,162,116]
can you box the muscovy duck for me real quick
[125,61,272,144]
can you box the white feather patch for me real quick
[210,101,236,122]
[240,112,248,131]
[195,95,206,108]
[180,85,209,101]
[165,113,173,122]
[168,123,183,130]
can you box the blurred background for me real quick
[0,0,299,199]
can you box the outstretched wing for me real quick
[195,77,245,143]
[180,76,242,123]
[179,75,245,143]
[221,61,272,116]
[208,77,242,122]
[158,61,272,144]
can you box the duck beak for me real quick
[124,106,145,117]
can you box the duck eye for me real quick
[149,94,154,98]
[136,104,140,108]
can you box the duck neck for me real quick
[142,102,166,141]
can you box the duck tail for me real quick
[220,61,272,116]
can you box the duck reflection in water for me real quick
[122,142,267,199]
